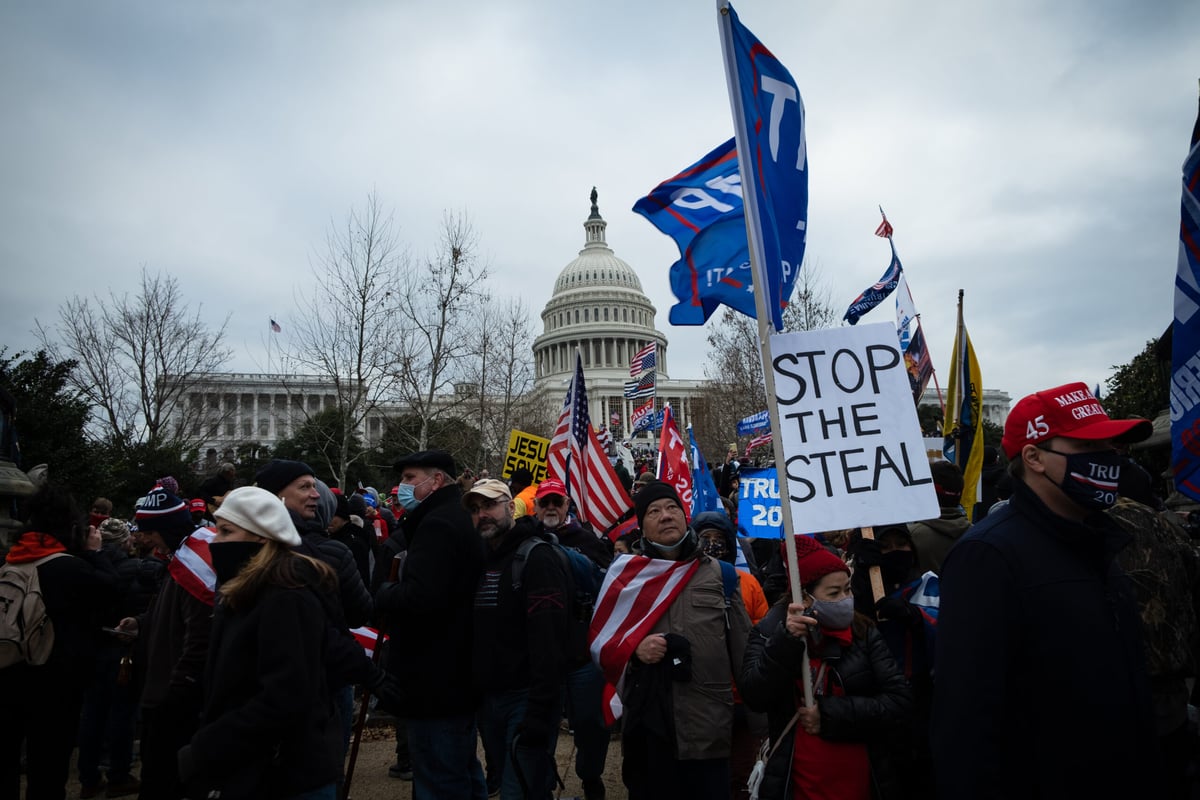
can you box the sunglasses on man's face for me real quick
[538,495,566,508]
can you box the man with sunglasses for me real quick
[933,382,1157,799]
[467,479,570,800]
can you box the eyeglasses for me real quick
[466,497,505,514]
[538,495,566,508]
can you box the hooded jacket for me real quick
[908,506,970,574]
[289,509,373,628]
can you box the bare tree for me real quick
[695,260,836,459]
[391,211,489,451]
[281,192,405,487]
[36,269,233,453]
[460,297,541,472]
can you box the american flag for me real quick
[596,425,612,451]
[623,370,656,399]
[610,411,621,427]
[875,210,893,239]
[589,553,701,723]
[745,432,772,455]
[546,353,633,532]
[629,343,656,377]
[350,626,389,659]
[168,528,217,606]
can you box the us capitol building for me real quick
[176,191,1008,461]
[177,192,707,459]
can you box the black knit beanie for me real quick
[254,459,316,496]
[634,480,684,529]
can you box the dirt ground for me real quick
[51,722,628,800]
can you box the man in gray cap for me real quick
[376,451,486,799]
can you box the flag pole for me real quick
[717,0,812,708]
[880,206,944,415]
[952,290,965,460]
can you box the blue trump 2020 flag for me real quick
[718,2,809,332]
[633,139,757,325]
[1172,90,1200,501]
[844,240,903,325]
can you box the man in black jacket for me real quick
[468,478,569,800]
[376,450,487,799]
[933,382,1159,798]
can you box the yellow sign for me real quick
[502,430,551,483]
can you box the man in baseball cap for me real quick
[933,381,1157,797]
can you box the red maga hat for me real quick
[1001,381,1152,459]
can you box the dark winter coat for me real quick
[933,479,1160,799]
[139,567,213,712]
[739,603,913,800]
[541,518,613,569]
[180,575,340,799]
[375,484,484,718]
[291,511,373,627]
[472,516,570,741]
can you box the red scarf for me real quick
[5,531,68,564]
[820,624,854,646]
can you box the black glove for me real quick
[853,536,884,568]
[874,594,915,624]
[663,633,693,682]
[366,666,404,716]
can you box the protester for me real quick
[906,459,969,574]
[850,525,936,797]
[509,468,538,518]
[739,533,913,799]
[375,450,487,799]
[0,484,121,800]
[603,481,752,800]
[77,518,151,798]
[467,478,570,800]
[177,486,343,800]
[118,485,208,800]
[533,478,612,800]
[933,382,1160,797]
[1109,463,1200,799]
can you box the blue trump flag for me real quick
[1172,90,1200,501]
[718,2,809,332]
[633,139,757,324]
[844,239,903,325]
[689,426,722,516]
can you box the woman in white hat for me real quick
[177,486,342,800]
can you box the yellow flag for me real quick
[942,292,984,519]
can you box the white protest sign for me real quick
[769,322,939,531]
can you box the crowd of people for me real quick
[2,379,1198,800]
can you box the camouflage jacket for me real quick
[1108,497,1200,678]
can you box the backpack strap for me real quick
[511,534,562,593]
[717,559,739,606]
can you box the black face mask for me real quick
[1042,448,1125,512]
[880,550,916,585]
[209,541,264,585]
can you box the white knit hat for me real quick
[214,486,301,546]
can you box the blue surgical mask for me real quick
[810,596,855,631]
[395,476,433,512]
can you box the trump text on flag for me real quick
[502,430,550,484]
[769,322,939,531]
[736,466,784,538]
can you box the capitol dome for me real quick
[533,189,669,383]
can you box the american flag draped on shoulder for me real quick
[892,570,939,650]
[546,353,633,532]
[168,528,217,606]
[589,553,701,724]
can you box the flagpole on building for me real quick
[717,0,812,708]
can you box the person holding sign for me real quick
[739,535,913,799]
[932,382,1158,799]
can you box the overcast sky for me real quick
[2,1,1195,417]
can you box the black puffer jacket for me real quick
[739,603,913,800]
[290,511,373,628]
